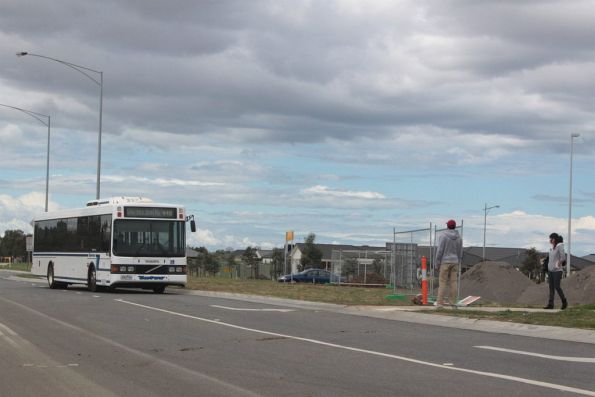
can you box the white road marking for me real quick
[0,322,20,348]
[475,346,595,363]
[0,322,18,336]
[93,295,101,298]
[115,299,595,396]
[443,363,454,366]
[210,305,294,312]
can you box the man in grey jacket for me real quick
[435,219,463,306]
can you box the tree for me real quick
[342,258,358,281]
[225,252,238,278]
[0,230,26,260]
[204,250,222,276]
[299,233,323,271]
[241,246,260,278]
[521,247,543,283]
[192,246,210,277]
[372,258,383,275]
[270,248,285,278]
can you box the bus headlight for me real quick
[176,267,182,273]
[169,266,175,273]
[127,266,135,272]
[120,265,127,272]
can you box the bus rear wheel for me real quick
[88,266,98,292]
[152,286,166,294]
[47,264,59,289]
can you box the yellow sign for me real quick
[285,231,294,241]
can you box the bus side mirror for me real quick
[186,215,197,233]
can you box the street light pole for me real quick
[567,133,580,277]
[0,103,50,211]
[17,51,103,199]
[483,203,500,262]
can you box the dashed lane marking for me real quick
[474,346,595,363]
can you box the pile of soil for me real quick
[458,261,533,305]
[518,266,595,306]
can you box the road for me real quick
[1,274,594,397]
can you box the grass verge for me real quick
[0,262,31,272]
[186,276,413,306]
[431,304,595,330]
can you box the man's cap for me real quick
[446,219,456,229]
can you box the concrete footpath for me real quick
[184,289,595,345]
[3,270,593,345]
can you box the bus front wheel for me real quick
[152,286,166,294]
[88,266,98,292]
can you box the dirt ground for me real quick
[458,261,595,306]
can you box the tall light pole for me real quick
[567,133,580,277]
[483,203,500,262]
[17,51,103,200]
[0,103,50,211]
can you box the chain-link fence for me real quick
[330,249,392,286]
[385,222,465,297]
[389,226,433,292]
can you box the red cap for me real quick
[446,219,456,229]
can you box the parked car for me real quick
[277,269,332,283]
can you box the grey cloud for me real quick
[2,1,595,151]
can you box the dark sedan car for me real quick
[277,269,331,283]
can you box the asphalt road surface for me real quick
[1,274,594,397]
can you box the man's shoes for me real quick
[561,301,568,310]
[543,305,554,309]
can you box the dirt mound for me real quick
[516,282,548,306]
[564,266,595,305]
[459,261,533,305]
[516,266,595,306]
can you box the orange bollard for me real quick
[421,256,428,305]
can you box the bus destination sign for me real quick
[124,206,177,219]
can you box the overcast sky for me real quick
[0,0,594,255]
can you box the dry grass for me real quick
[432,304,595,330]
[186,276,415,306]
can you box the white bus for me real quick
[32,197,196,293]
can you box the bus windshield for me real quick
[113,220,185,257]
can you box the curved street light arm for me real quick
[17,52,102,85]
[0,103,49,125]
[0,103,51,211]
[17,51,104,199]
